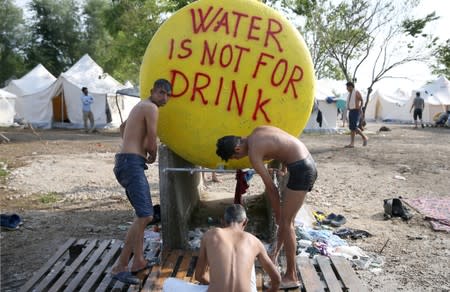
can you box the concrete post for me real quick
[158,145,201,249]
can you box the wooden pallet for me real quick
[20,238,368,292]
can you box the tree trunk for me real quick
[359,87,373,131]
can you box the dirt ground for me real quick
[0,123,449,292]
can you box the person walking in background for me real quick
[80,87,95,133]
[111,79,171,285]
[410,91,425,128]
[345,82,368,148]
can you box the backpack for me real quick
[383,198,413,221]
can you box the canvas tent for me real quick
[0,89,16,126]
[3,64,57,127]
[365,88,412,123]
[49,54,126,128]
[414,76,450,124]
[4,64,56,96]
[111,87,141,126]
[304,79,346,132]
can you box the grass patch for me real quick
[39,192,61,204]
[0,161,9,183]
[0,168,8,178]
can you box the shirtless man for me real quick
[111,79,171,285]
[163,204,281,292]
[345,81,368,148]
[216,126,317,289]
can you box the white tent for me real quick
[304,79,346,132]
[3,64,57,127]
[414,76,450,124]
[365,88,412,122]
[0,89,16,126]
[50,54,126,128]
[4,64,56,96]
[110,87,141,127]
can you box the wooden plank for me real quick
[32,261,67,292]
[297,256,325,292]
[28,239,88,292]
[64,239,111,292]
[140,264,161,292]
[111,240,152,291]
[49,239,98,292]
[19,238,77,292]
[82,239,122,292]
[175,251,192,279]
[316,256,343,292]
[185,252,199,283]
[139,246,171,292]
[153,250,181,291]
[255,267,264,292]
[330,256,368,292]
[88,240,123,292]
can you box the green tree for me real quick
[101,0,170,83]
[285,0,437,125]
[26,0,83,76]
[166,0,197,12]
[431,40,450,78]
[81,0,114,72]
[0,0,28,86]
[294,0,344,79]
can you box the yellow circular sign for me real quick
[140,0,315,169]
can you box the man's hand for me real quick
[146,153,156,164]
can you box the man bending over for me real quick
[216,126,317,289]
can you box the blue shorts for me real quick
[114,153,153,218]
[348,109,360,130]
[287,155,318,191]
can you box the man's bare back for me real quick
[120,99,159,162]
[201,228,258,292]
[247,126,310,165]
[194,205,280,292]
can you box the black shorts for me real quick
[413,108,423,120]
[286,155,318,191]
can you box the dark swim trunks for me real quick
[114,153,153,218]
[348,109,360,130]
[286,155,318,191]
[413,108,423,120]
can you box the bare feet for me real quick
[363,138,368,146]
[344,144,354,148]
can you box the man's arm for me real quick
[249,154,281,224]
[194,235,210,284]
[255,238,281,291]
[144,104,159,163]
[356,91,364,110]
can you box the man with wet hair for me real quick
[163,204,281,292]
[111,79,171,285]
[216,126,317,289]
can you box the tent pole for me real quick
[61,91,65,122]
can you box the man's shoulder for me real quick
[140,99,158,110]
